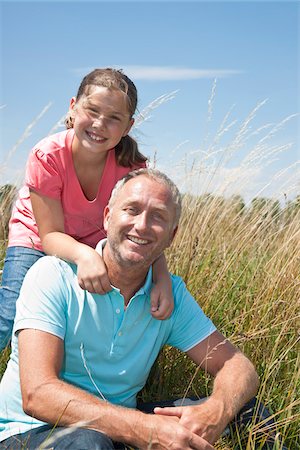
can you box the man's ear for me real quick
[168,226,178,247]
[103,205,110,232]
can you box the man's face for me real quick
[103,176,177,269]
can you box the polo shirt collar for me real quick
[95,239,153,297]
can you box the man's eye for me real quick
[153,212,167,222]
[110,115,121,121]
[124,207,137,214]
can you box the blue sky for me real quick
[0,0,299,202]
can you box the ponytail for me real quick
[115,135,147,167]
[64,111,74,129]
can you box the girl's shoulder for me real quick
[32,129,74,158]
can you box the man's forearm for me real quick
[187,332,259,430]
[23,377,147,447]
[158,334,260,445]
[155,351,259,445]
[210,351,259,422]
[198,351,259,443]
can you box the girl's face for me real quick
[70,86,134,156]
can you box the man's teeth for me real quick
[128,236,149,245]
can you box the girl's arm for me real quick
[30,190,111,293]
[151,253,174,320]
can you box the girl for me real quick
[0,68,173,350]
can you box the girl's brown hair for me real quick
[65,68,147,167]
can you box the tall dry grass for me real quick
[162,194,299,449]
[0,87,299,449]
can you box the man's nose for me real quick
[134,212,149,231]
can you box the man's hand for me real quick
[76,247,112,294]
[154,397,229,445]
[138,413,215,450]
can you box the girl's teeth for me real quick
[87,132,104,142]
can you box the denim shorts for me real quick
[0,246,45,350]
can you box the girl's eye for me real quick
[87,107,98,115]
[82,107,98,118]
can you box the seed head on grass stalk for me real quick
[1,103,52,172]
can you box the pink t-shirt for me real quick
[8,129,145,251]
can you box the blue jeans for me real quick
[0,397,287,449]
[0,246,45,350]
[0,426,128,449]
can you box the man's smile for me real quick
[127,235,150,245]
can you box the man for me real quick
[0,169,282,449]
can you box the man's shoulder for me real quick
[19,256,79,311]
[26,255,76,282]
[170,273,194,306]
[170,273,188,291]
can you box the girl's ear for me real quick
[123,118,135,137]
[70,97,77,110]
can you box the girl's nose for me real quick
[92,116,106,128]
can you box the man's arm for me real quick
[154,330,259,444]
[18,329,215,450]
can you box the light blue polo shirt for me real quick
[0,240,216,442]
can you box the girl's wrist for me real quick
[73,243,95,264]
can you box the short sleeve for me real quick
[25,148,63,199]
[14,256,71,339]
[167,277,216,352]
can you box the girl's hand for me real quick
[76,247,111,294]
[150,274,174,320]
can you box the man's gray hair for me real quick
[109,168,182,228]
